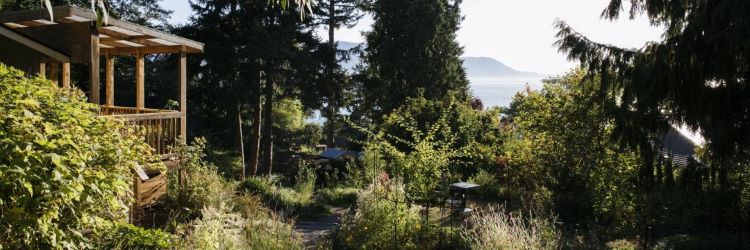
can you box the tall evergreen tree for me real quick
[184,0,321,176]
[555,0,750,160]
[314,0,363,147]
[358,0,468,120]
[554,0,750,233]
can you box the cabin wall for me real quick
[0,35,48,75]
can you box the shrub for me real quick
[240,176,329,219]
[233,196,304,249]
[468,169,502,200]
[180,197,304,250]
[461,207,560,250]
[99,222,176,249]
[337,175,425,249]
[164,138,236,223]
[318,187,359,207]
[0,64,160,248]
[180,203,248,249]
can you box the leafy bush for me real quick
[180,202,248,249]
[99,222,176,249]
[318,186,359,207]
[240,176,329,219]
[380,97,506,179]
[179,197,304,250]
[336,174,425,249]
[504,71,640,233]
[461,207,560,250]
[164,138,236,223]
[233,195,304,249]
[350,98,506,202]
[0,64,160,248]
[351,109,459,202]
[468,169,502,200]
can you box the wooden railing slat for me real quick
[98,105,180,156]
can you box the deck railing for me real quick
[100,106,182,156]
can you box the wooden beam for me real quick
[0,25,70,63]
[100,45,190,56]
[90,33,100,104]
[10,22,89,63]
[38,61,46,78]
[48,63,58,85]
[105,55,115,106]
[62,63,70,87]
[179,52,187,142]
[136,54,144,110]
[0,6,72,23]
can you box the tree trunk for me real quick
[325,0,337,147]
[262,67,275,175]
[248,72,263,176]
[235,104,246,179]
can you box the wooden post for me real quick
[105,55,115,106]
[178,51,187,142]
[89,34,100,104]
[62,63,71,88]
[132,176,141,224]
[48,63,58,84]
[38,61,46,78]
[136,54,145,110]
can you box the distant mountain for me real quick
[462,57,546,77]
[336,42,545,77]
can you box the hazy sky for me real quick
[161,0,663,75]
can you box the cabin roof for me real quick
[0,5,203,60]
[657,126,699,166]
[0,24,69,62]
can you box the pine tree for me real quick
[554,0,750,159]
[314,0,363,147]
[359,0,469,120]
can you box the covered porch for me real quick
[0,5,204,157]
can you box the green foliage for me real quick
[336,176,425,249]
[505,70,640,234]
[240,176,329,219]
[164,141,303,249]
[555,0,750,158]
[461,207,560,250]
[0,64,160,248]
[318,186,359,207]
[357,110,459,201]
[180,202,249,250]
[274,98,306,132]
[468,169,502,200]
[353,98,505,201]
[99,222,175,249]
[165,138,236,223]
[358,0,469,118]
[381,97,506,177]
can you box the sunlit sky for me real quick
[161,0,663,75]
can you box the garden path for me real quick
[295,207,348,246]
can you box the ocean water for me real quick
[306,76,547,123]
[469,76,547,109]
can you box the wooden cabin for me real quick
[0,5,204,223]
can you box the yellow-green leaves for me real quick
[0,64,161,248]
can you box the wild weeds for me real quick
[461,207,560,250]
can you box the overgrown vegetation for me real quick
[461,208,560,250]
[0,65,161,249]
[166,139,305,249]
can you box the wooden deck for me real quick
[99,105,182,224]
[100,106,182,156]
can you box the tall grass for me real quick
[461,207,560,250]
[241,175,329,219]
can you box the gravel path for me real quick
[295,207,348,247]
